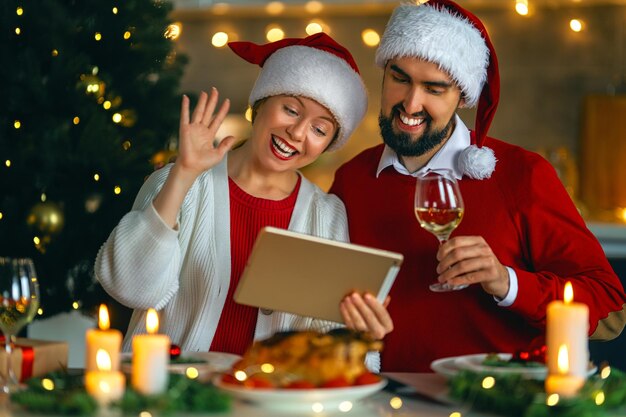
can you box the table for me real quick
[0,373,496,417]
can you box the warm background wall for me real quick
[170,1,626,221]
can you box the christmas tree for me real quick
[0,0,187,321]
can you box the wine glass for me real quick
[414,169,467,292]
[0,257,40,393]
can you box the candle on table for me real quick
[85,349,126,406]
[85,304,122,372]
[545,344,585,397]
[545,281,589,397]
[131,308,170,395]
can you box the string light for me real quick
[73,116,80,125]
[92,66,99,75]
[52,49,59,57]
[362,29,380,47]
[122,140,132,150]
[114,186,122,195]
[16,7,24,16]
[37,308,43,315]
[103,100,112,110]
[449,413,462,417]
[0,212,3,220]
[546,393,560,406]
[481,376,496,389]
[93,173,100,181]
[305,1,323,13]
[389,396,402,409]
[338,401,352,412]
[33,236,40,245]
[15,27,21,35]
[112,113,122,123]
[5,160,11,167]
[265,2,285,15]
[570,19,584,32]
[94,32,102,41]
[164,23,181,40]
[41,193,47,202]
[123,31,131,40]
[311,402,324,413]
[212,3,230,15]
[112,6,118,14]
[266,25,285,42]
[41,379,55,391]
[595,391,606,405]
[305,21,324,35]
[185,367,199,379]
[211,32,229,48]
[72,301,80,310]
[515,0,529,16]
[14,120,21,129]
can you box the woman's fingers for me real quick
[179,94,190,127]
[201,88,220,126]
[191,91,208,124]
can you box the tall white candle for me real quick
[546,282,589,379]
[85,304,122,372]
[131,308,170,395]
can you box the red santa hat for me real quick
[375,0,499,179]
[228,33,368,152]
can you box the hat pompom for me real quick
[458,145,496,179]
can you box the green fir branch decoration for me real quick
[11,372,231,416]
[449,367,626,417]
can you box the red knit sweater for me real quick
[210,176,301,355]
[331,141,626,372]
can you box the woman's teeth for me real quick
[272,136,298,157]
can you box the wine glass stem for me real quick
[3,334,18,393]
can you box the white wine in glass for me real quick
[0,258,40,393]
[414,170,467,292]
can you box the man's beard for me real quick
[378,105,455,157]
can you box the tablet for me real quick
[234,227,403,323]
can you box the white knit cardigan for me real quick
[95,158,380,371]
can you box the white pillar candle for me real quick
[546,282,589,379]
[85,349,126,406]
[85,304,122,372]
[131,308,170,395]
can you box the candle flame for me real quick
[146,308,159,334]
[564,282,573,304]
[557,344,569,374]
[98,304,110,330]
[96,348,112,372]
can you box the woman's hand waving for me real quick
[176,88,236,179]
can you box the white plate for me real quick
[121,351,241,375]
[213,376,387,411]
[431,353,596,380]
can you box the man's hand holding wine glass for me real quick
[435,236,510,299]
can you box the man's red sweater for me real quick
[331,140,626,372]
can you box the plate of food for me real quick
[214,328,386,410]
[121,351,241,375]
[431,353,596,380]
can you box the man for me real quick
[330,0,626,372]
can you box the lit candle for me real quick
[546,282,589,378]
[85,304,122,372]
[131,308,170,395]
[85,349,126,406]
[545,344,585,397]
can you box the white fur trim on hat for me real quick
[249,45,368,152]
[375,3,489,107]
[458,145,496,179]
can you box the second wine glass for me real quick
[414,169,467,292]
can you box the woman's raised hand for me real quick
[176,88,236,178]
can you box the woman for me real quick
[95,33,391,370]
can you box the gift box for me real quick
[0,338,69,382]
